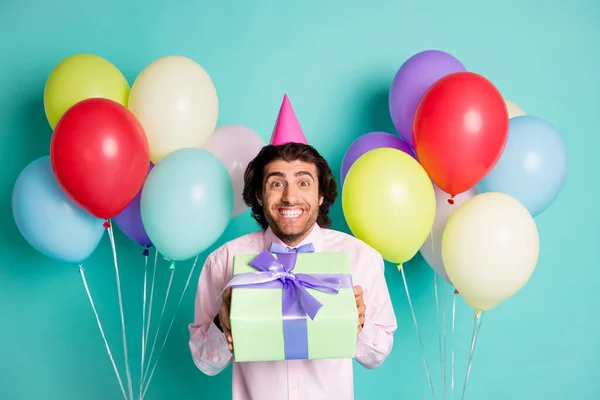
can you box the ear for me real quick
[319,195,324,206]
[256,191,263,206]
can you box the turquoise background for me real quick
[0,0,596,399]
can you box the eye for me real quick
[270,180,284,188]
[299,180,310,187]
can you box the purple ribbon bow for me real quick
[224,249,352,360]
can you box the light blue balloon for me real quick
[140,148,234,262]
[477,115,568,216]
[12,156,106,264]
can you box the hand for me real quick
[219,287,233,352]
[354,286,366,338]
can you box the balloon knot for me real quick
[103,220,111,229]
[397,264,403,272]
[475,310,482,319]
[454,289,459,295]
[142,248,149,257]
[169,261,176,271]
[447,198,455,205]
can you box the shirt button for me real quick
[292,385,298,390]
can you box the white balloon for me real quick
[441,192,539,311]
[419,183,477,284]
[203,125,265,217]
[504,99,526,119]
[129,56,218,163]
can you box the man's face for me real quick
[258,159,323,245]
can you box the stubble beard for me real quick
[264,206,319,246]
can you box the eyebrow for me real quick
[264,170,315,181]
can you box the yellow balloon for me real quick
[128,56,219,163]
[504,99,526,119]
[441,192,539,312]
[342,148,436,265]
[44,54,130,129]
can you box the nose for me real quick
[281,184,299,204]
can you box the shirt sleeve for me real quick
[355,254,398,369]
[188,254,233,376]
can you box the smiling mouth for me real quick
[278,208,303,219]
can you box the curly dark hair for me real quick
[242,143,338,229]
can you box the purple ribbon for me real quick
[224,250,352,360]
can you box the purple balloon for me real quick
[389,50,467,147]
[340,132,416,184]
[113,164,153,248]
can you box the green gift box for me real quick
[229,251,358,362]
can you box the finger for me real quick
[356,299,366,314]
[222,287,232,303]
[353,286,363,297]
[221,317,231,330]
[221,317,231,334]
[223,327,234,351]
[359,317,365,327]
[220,320,231,335]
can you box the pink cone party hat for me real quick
[269,94,308,145]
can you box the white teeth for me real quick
[280,209,302,218]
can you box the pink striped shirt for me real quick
[188,224,397,400]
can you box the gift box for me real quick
[228,250,358,362]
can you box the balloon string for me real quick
[400,265,436,399]
[433,269,445,400]
[79,265,128,400]
[140,249,149,399]
[461,311,484,400]
[429,228,446,399]
[140,248,158,399]
[142,255,200,399]
[442,279,447,398]
[144,249,159,361]
[451,289,457,395]
[442,201,453,398]
[443,200,454,398]
[107,224,134,400]
[141,267,175,386]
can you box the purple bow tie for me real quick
[269,242,315,254]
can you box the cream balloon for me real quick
[504,99,526,119]
[441,192,539,311]
[419,183,477,285]
[128,56,218,163]
[203,124,265,217]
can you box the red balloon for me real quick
[413,72,509,197]
[50,98,150,221]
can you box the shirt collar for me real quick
[263,223,324,253]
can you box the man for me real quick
[188,141,397,400]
